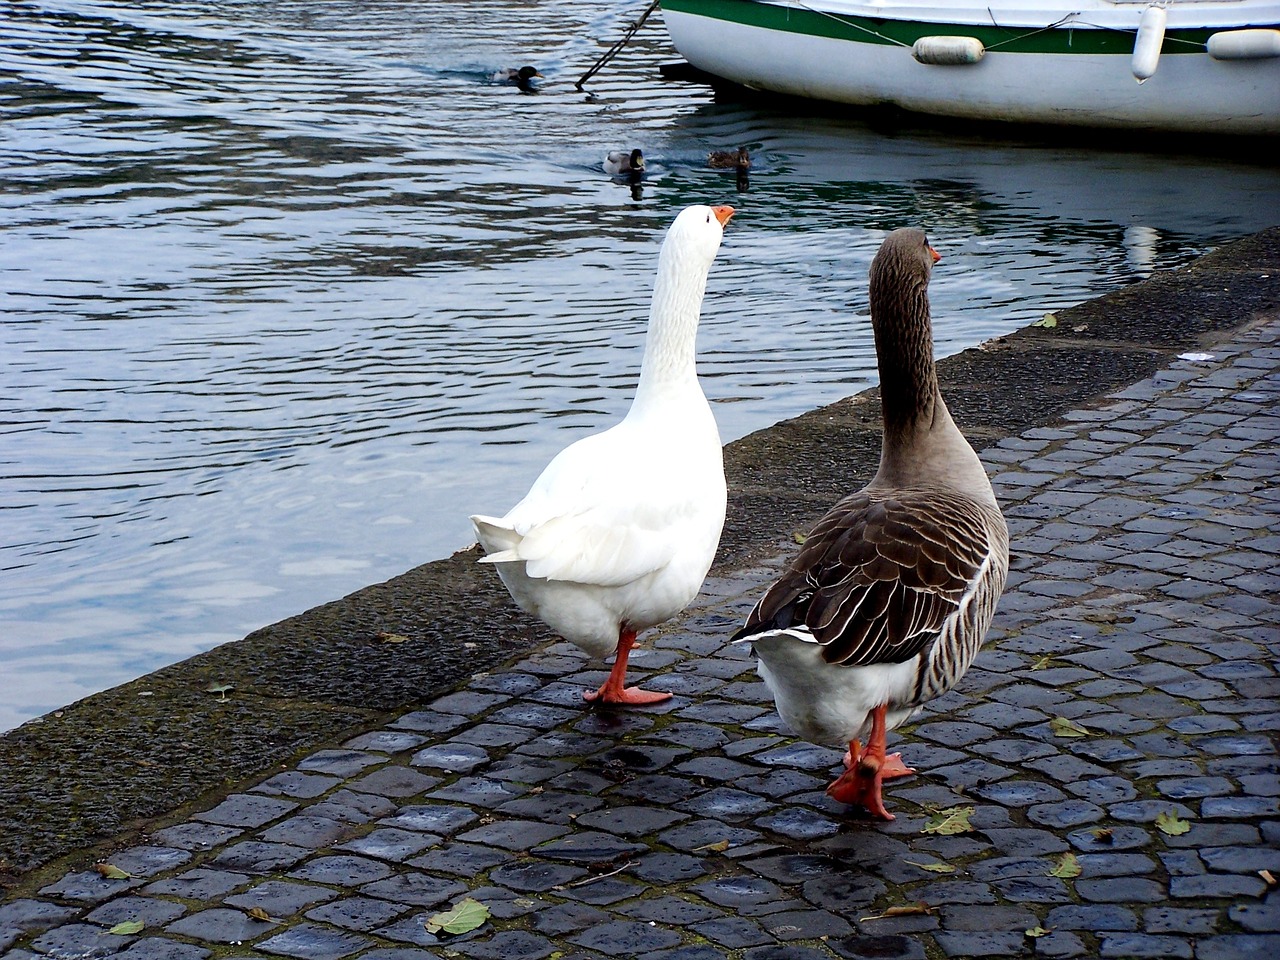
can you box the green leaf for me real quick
[95,862,132,880]
[1032,313,1058,328]
[377,632,409,644]
[1156,811,1191,836]
[204,681,233,700]
[922,805,975,836]
[1031,655,1054,671]
[1049,852,1082,878]
[108,920,144,935]
[1050,716,1091,738]
[793,531,808,545]
[1025,925,1051,939]
[905,860,956,874]
[425,897,490,936]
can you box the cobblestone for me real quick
[5,320,1280,957]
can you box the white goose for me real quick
[734,228,1009,819]
[471,204,734,705]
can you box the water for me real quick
[2,0,1278,732]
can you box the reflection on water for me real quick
[2,0,1278,731]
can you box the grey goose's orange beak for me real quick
[712,205,735,227]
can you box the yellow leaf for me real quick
[1032,313,1058,328]
[905,860,956,874]
[377,632,409,644]
[1049,852,1082,878]
[694,840,731,853]
[426,897,489,935]
[793,531,808,545]
[1031,655,1054,671]
[861,902,933,921]
[246,907,272,922]
[1260,869,1276,888]
[108,920,144,935]
[922,806,974,836]
[1156,811,1191,836]
[1050,716,1091,738]
[1091,828,1114,845]
[1025,925,1052,938]
[95,863,131,880]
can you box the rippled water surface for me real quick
[3,0,1279,731]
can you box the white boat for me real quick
[661,0,1280,135]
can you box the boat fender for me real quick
[912,36,985,66]
[1207,28,1280,60]
[1131,5,1167,82]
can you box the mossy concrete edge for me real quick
[3,226,1277,888]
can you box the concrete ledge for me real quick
[2,226,1277,886]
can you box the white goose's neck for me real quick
[631,245,709,411]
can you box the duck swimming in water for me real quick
[603,148,645,176]
[493,65,543,91]
[708,146,751,170]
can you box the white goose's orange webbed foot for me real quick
[581,625,672,707]
[881,751,915,779]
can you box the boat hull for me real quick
[662,0,1280,134]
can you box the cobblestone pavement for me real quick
[3,320,1278,960]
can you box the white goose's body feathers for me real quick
[471,205,731,667]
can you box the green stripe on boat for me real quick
[661,0,1224,55]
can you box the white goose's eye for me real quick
[706,214,711,223]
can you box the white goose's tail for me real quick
[470,515,522,564]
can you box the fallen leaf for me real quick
[1031,655,1055,671]
[922,806,975,836]
[1049,852,1082,879]
[1178,352,1216,362]
[108,920,144,935]
[1091,828,1114,845]
[793,531,808,545]
[204,681,233,701]
[246,907,272,922]
[1072,324,1088,332]
[905,860,956,874]
[1025,925,1052,938]
[1050,716,1091,738]
[377,632,409,644]
[861,902,933,921]
[95,863,131,880]
[426,897,490,936]
[694,840,731,853]
[1155,811,1191,836]
[1082,611,1135,625]
[1032,313,1058,328]
[1260,869,1276,887]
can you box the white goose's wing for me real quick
[480,425,717,588]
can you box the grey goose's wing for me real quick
[734,490,997,666]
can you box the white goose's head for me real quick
[658,204,734,277]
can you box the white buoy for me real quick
[1132,5,1168,82]
[912,36,986,66]
[1207,28,1280,60]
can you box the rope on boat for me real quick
[575,0,663,90]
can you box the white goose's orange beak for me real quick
[712,205,735,227]
[928,245,941,263]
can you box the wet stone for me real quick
[1077,877,1167,902]
[253,771,343,799]
[658,820,761,853]
[569,920,682,954]
[1197,935,1280,960]
[0,900,78,934]
[255,921,370,960]
[620,896,723,926]
[409,842,511,876]
[458,818,569,850]
[112,938,212,960]
[349,765,439,798]
[39,870,144,903]
[373,912,442,947]
[427,775,526,805]
[305,897,408,932]
[166,907,278,943]
[692,875,785,910]
[143,867,251,900]
[631,852,709,884]
[380,803,477,836]
[688,915,771,949]
[677,787,773,821]
[210,840,310,874]
[335,827,440,861]
[288,854,393,886]
[1170,874,1268,899]
[29,922,136,958]
[308,789,398,825]
[754,742,844,771]
[1097,933,1193,959]
[1027,799,1105,829]
[148,821,243,852]
[1148,906,1225,934]
[225,879,338,916]
[487,859,589,893]
[488,756,576,784]
[342,730,429,754]
[361,872,467,908]
[455,930,556,960]
[296,750,386,778]
[533,831,647,863]
[734,768,825,798]
[560,876,647,906]
[389,710,469,734]
[753,807,840,840]
[933,932,1028,957]
[259,814,352,848]
[497,790,605,824]
[830,933,927,960]
[530,902,609,936]
[195,794,298,828]
[84,895,187,928]
[573,806,688,837]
